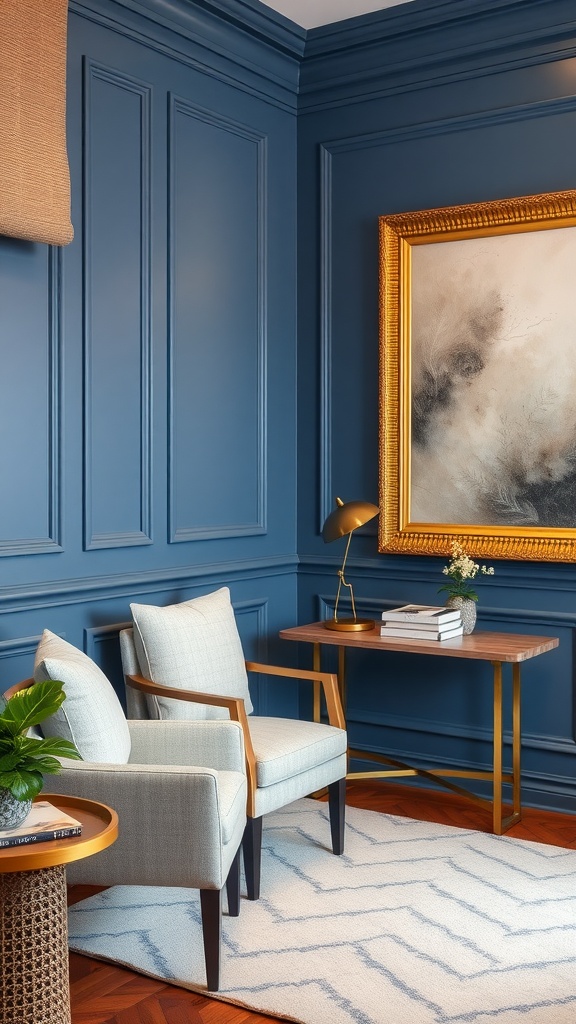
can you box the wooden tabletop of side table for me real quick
[279,621,559,662]
[0,793,118,1024]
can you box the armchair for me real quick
[120,587,348,902]
[21,629,248,992]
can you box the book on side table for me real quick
[0,800,83,848]
[380,604,463,641]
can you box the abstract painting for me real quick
[378,190,576,561]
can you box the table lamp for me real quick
[321,496,379,631]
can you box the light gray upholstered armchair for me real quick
[16,629,248,992]
[119,587,348,902]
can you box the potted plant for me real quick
[438,541,495,635]
[0,678,82,828]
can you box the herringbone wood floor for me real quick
[68,782,576,1023]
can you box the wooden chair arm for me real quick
[126,673,258,816]
[2,677,35,700]
[245,662,345,731]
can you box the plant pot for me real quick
[0,788,32,829]
[445,595,477,635]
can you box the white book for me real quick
[380,604,462,625]
[379,624,464,642]
[381,615,462,633]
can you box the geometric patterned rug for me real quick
[68,798,576,1024]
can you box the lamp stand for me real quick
[323,532,375,632]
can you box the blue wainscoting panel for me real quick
[0,242,62,555]
[168,97,267,543]
[83,60,153,550]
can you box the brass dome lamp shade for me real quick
[321,497,379,631]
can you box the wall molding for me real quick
[82,60,153,551]
[318,143,333,532]
[320,94,576,159]
[70,0,301,113]
[299,551,576,592]
[167,95,268,543]
[0,248,64,557]
[235,597,269,712]
[0,635,43,675]
[318,591,576,631]
[0,556,298,612]
[300,0,576,111]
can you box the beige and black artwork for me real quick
[378,190,576,562]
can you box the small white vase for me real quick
[445,595,477,635]
[0,788,32,829]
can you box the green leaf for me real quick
[0,768,44,801]
[18,736,82,761]
[0,752,20,771]
[0,679,66,735]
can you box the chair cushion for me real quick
[34,629,131,763]
[130,587,253,721]
[247,716,347,788]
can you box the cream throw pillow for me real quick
[34,629,131,762]
[130,587,253,721]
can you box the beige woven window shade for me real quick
[0,0,73,246]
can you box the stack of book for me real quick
[380,604,464,641]
[0,800,82,849]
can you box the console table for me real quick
[0,793,118,1024]
[279,623,559,835]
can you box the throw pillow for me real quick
[34,629,131,763]
[130,587,252,721]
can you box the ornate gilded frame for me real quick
[378,190,576,561]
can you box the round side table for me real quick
[0,793,118,1024]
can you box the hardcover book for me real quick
[379,624,464,642]
[380,604,461,625]
[380,616,462,633]
[0,800,82,848]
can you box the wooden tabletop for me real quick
[280,622,559,663]
[0,793,118,873]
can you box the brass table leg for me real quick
[312,643,321,723]
[312,643,347,722]
[492,660,522,834]
[512,662,521,819]
[338,647,347,712]
[492,661,503,834]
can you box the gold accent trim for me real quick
[323,618,375,632]
[379,189,576,562]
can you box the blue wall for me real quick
[1,0,576,812]
[0,0,302,717]
[296,0,576,811]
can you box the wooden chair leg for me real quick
[226,847,241,917]
[199,888,221,991]
[328,778,346,855]
[242,816,263,901]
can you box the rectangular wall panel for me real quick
[168,97,267,542]
[83,61,152,550]
[0,243,62,554]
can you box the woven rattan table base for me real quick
[0,865,70,1024]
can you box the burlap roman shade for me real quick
[0,0,73,246]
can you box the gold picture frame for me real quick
[378,190,576,562]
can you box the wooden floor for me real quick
[68,781,576,1023]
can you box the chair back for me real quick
[119,628,154,720]
[126,589,253,722]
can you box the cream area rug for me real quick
[68,799,576,1024]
